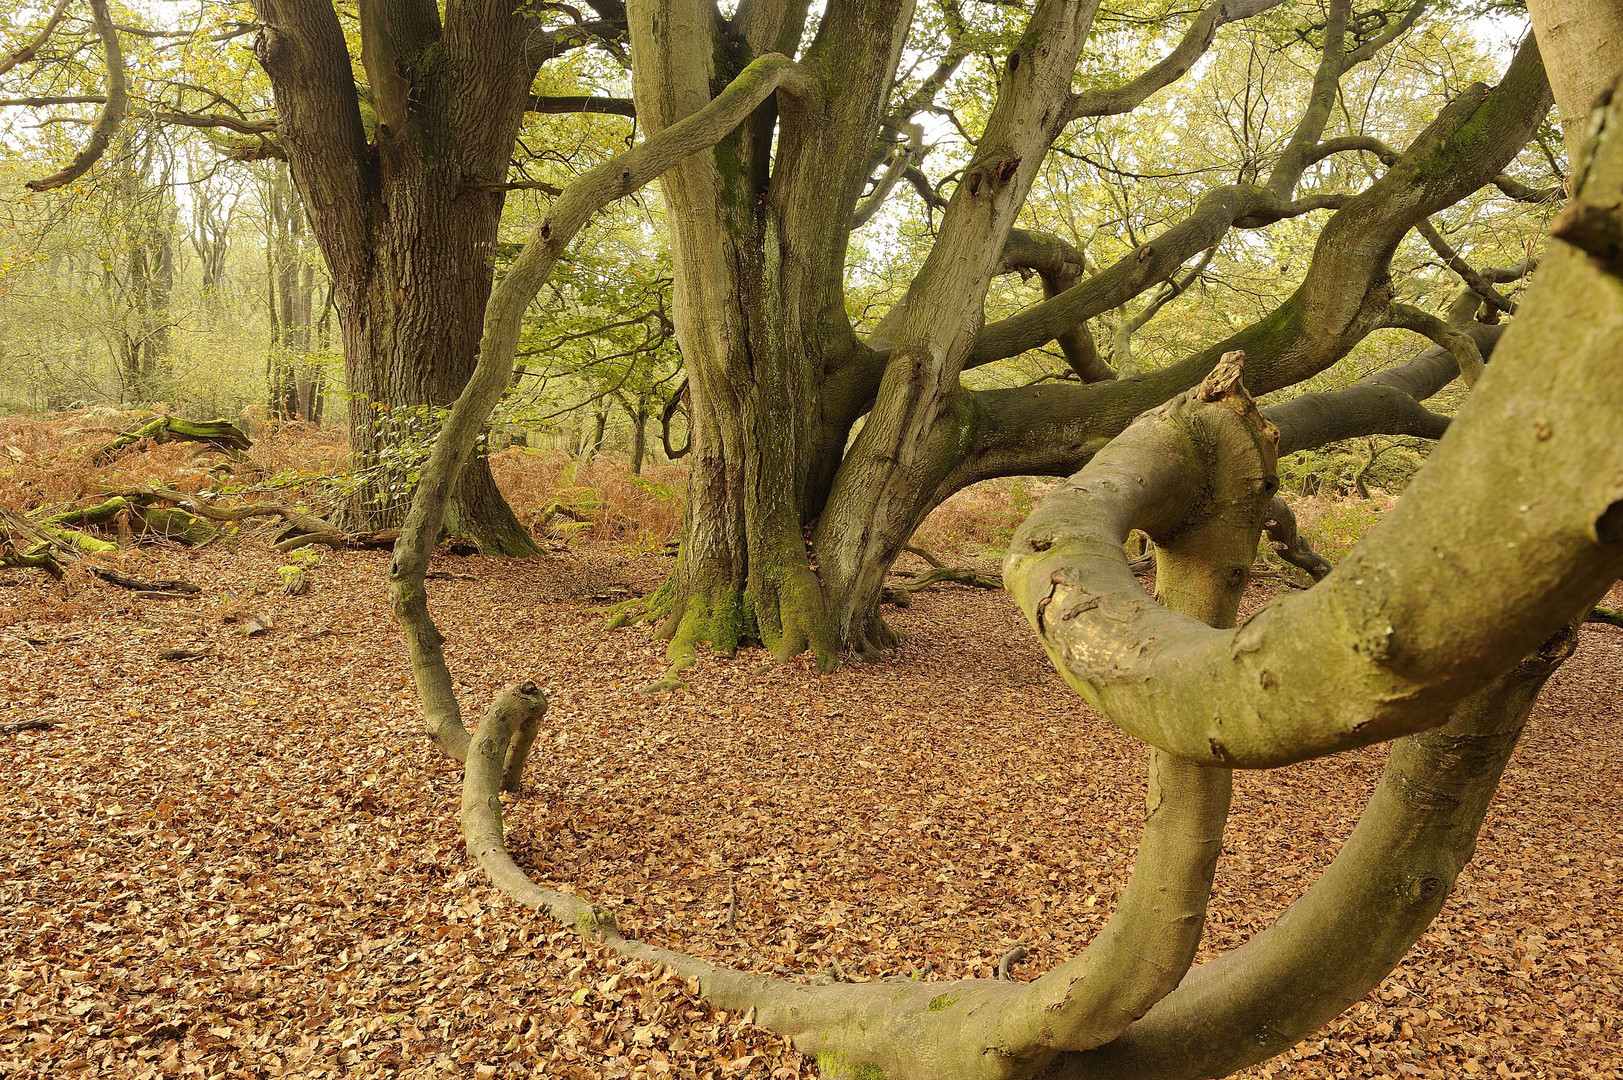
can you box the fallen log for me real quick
[0,719,55,735]
[92,416,251,463]
[1588,606,1623,629]
[45,495,212,546]
[882,565,1002,606]
[3,504,201,595]
[87,566,201,597]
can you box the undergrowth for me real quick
[1,409,1394,568]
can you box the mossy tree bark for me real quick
[612,0,1556,665]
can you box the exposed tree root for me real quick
[996,945,1029,981]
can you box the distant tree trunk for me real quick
[251,0,607,555]
[108,149,178,404]
[582,404,609,461]
[629,399,649,474]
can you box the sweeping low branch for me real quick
[1066,630,1577,1079]
[389,52,818,762]
[1004,144,1623,769]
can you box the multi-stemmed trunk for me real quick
[633,0,1553,666]
[631,0,917,669]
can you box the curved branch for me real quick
[1383,301,1486,386]
[390,53,812,761]
[969,35,1549,371]
[998,229,1115,382]
[661,377,690,459]
[1065,0,1286,121]
[852,120,924,229]
[1063,627,1578,1078]
[1261,496,1331,580]
[1004,152,1623,768]
[1344,0,1426,66]
[25,0,126,192]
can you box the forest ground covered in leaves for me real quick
[1,423,1620,1080]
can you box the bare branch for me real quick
[528,93,636,116]
[1267,0,1351,198]
[1344,0,1426,66]
[1413,218,1516,315]
[1066,0,1286,121]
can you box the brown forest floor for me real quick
[1,542,1620,1080]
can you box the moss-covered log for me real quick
[92,416,252,463]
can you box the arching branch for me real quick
[25,0,127,192]
[1004,123,1623,768]
[1382,301,1486,385]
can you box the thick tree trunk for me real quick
[1526,0,1623,164]
[626,0,907,673]
[253,0,544,556]
[338,194,537,554]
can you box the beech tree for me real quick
[593,0,1565,676]
[375,0,1623,1076]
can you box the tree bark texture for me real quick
[614,8,1554,666]
[251,0,581,553]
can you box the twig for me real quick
[996,944,1028,980]
[0,719,55,735]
